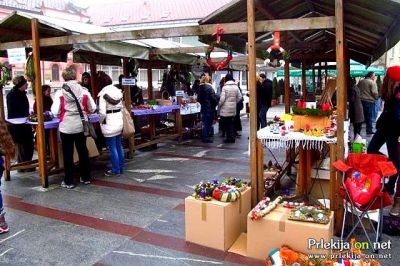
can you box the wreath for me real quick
[205,41,233,71]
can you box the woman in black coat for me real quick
[347,77,364,139]
[6,76,34,163]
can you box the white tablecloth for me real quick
[257,121,349,151]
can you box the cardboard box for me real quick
[58,137,100,168]
[185,187,251,251]
[310,168,330,199]
[247,206,333,260]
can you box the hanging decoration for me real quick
[0,62,11,87]
[25,52,35,96]
[205,25,233,71]
[212,24,225,44]
[263,32,289,68]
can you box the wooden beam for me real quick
[150,46,225,55]
[0,17,336,50]
[335,0,345,235]
[247,0,259,207]
[89,58,98,98]
[31,19,48,188]
[147,64,153,100]
[254,0,302,43]
[301,61,307,101]
[284,59,290,113]
[122,58,134,159]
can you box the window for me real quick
[111,66,122,82]
[138,69,148,82]
[51,64,59,81]
[152,69,160,83]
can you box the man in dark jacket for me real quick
[7,76,34,164]
[197,74,217,143]
[257,73,273,129]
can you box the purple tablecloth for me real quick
[131,105,180,116]
[6,114,100,130]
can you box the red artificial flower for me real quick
[304,124,311,131]
[321,102,331,112]
[297,100,303,109]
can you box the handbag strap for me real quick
[62,84,87,123]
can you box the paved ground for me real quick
[0,104,398,266]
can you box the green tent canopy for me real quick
[276,60,385,77]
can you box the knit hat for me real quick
[12,76,27,90]
[387,66,400,82]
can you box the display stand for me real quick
[4,114,100,180]
[131,105,182,150]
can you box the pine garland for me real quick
[292,106,332,117]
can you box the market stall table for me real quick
[131,104,182,150]
[5,114,100,180]
[257,125,349,220]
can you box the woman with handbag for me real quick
[367,65,400,216]
[97,73,125,177]
[51,65,96,189]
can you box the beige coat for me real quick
[218,81,242,117]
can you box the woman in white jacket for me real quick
[97,73,124,176]
[218,73,242,143]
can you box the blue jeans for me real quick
[0,178,3,214]
[106,134,125,174]
[361,101,375,133]
[259,105,269,129]
[201,112,213,141]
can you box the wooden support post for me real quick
[257,140,264,201]
[0,85,4,120]
[312,65,316,96]
[298,145,306,195]
[247,0,259,207]
[302,61,307,101]
[31,18,48,188]
[147,64,153,100]
[122,58,134,159]
[329,144,338,211]
[284,59,290,113]
[335,0,345,234]
[89,59,98,98]
[318,62,322,93]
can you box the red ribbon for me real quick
[213,24,225,43]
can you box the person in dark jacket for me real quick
[33,85,53,113]
[258,73,273,129]
[6,76,34,164]
[197,73,217,143]
[347,78,364,139]
[367,65,400,216]
[80,72,92,95]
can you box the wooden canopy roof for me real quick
[200,0,400,65]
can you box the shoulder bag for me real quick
[122,104,135,138]
[62,84,97,139]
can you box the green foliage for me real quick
[0,63,11,88]
[272,77,278,99]
[292,105,332,117]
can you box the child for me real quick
[0,117,15,233]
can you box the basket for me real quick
[156,99,173,106]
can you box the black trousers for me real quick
[220,116,235,142]
[60,132,91,185]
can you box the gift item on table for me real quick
[192,181,218,201]
[288,205,330,224]
[220,177,248,191]
[282,201,305,209]
[28,111,54,122]
[212,185,241,202]
[250,196,282,220]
